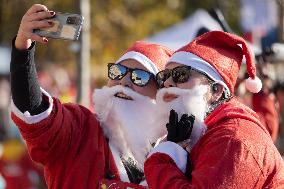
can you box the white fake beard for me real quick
[93,85,165,169]
[155,85,209,149]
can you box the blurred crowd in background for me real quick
[1,0,284,188]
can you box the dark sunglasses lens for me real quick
[108,64,127,80]
[131,69,151,86]
[172,67,191,83]
[156,69,171,88]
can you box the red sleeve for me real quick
[252,91,279,142]
[144,128,264,189]
[11,97,102,166]
[145,153,195,189]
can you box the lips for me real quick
[114,92,133,100]
[163,93,178,102]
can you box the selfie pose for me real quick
[144,31,284,188]
[10,4,173,189]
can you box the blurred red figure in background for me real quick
[0,139,46,189]
[236,59,280,144]
[252,90,279,143]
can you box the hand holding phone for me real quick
[16,4,84,50]
[16,4,54,49]
[33,13,84,41]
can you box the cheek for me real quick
[177,81,196,89]
[107,80,119,87]
[135,82,157,99]
[205,90,213,103]
[177,78,204,89]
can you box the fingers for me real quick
[29,20,54,29]
[166,122,177,142]
[188,115,195,123]
[16,4,54,48]
[27,33,48,44]
[166,110,178,142]
[180,114,188,123]
[18,20,52,42]
[165,123,170,130]
[179,114,190,128]
[180,114,195,126]
[180,113,194,126]
[26,11,55,22]
[183,115,195,137]
[169,109,178,126]
[188,116,194,136]
[186,121,193,138]
[174,114,195,142]
[26,4,49,15]
[167,111,196,143]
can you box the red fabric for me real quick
[11,98,121,189]
[144,97,284,189]
[176,31,256,94]
[252,91,279,143]
[243,32,254,43]
[0,151,45,189]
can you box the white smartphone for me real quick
[33,12,84,40]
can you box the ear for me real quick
[209,83,224,103]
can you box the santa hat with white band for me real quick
[116,41,173,74]
[167,31,262,95]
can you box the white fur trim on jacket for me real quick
[115,51,159,75]
[168,51,230,95]
[109,143,130,183]
[148,141,188,173]
[11,88,53,124]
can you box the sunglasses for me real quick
[107,63,155,87]
[156,66,213,88]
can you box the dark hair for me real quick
[195,27,210,38]
[206,83,231,116]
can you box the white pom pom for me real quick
[245,77,262,93]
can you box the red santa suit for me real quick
[145,97,284,188]
[144,31,284,188]
[11,94,123,189]
[10,41,173,189]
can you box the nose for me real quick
[119,72,132,88]
[163,77,176,88]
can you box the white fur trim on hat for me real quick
[116,51,159,74]
[148,141,188,173]
[245,76,262,93]
[11,88,53,124]
[167,51,230,95]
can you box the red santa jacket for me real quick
[11,95,146,189]
[144,97,284,189]
[252,91,279,143]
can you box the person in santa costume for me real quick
[10,4,173,189]
[144,31,284,188]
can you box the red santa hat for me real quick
[116,41,173,74]
[167,31,262,95]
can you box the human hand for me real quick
[166,109,195,143]
[15,4,55,50]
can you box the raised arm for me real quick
[10,4,103,167]
[11,4,55,115]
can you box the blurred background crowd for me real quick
[1,0,284,188]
